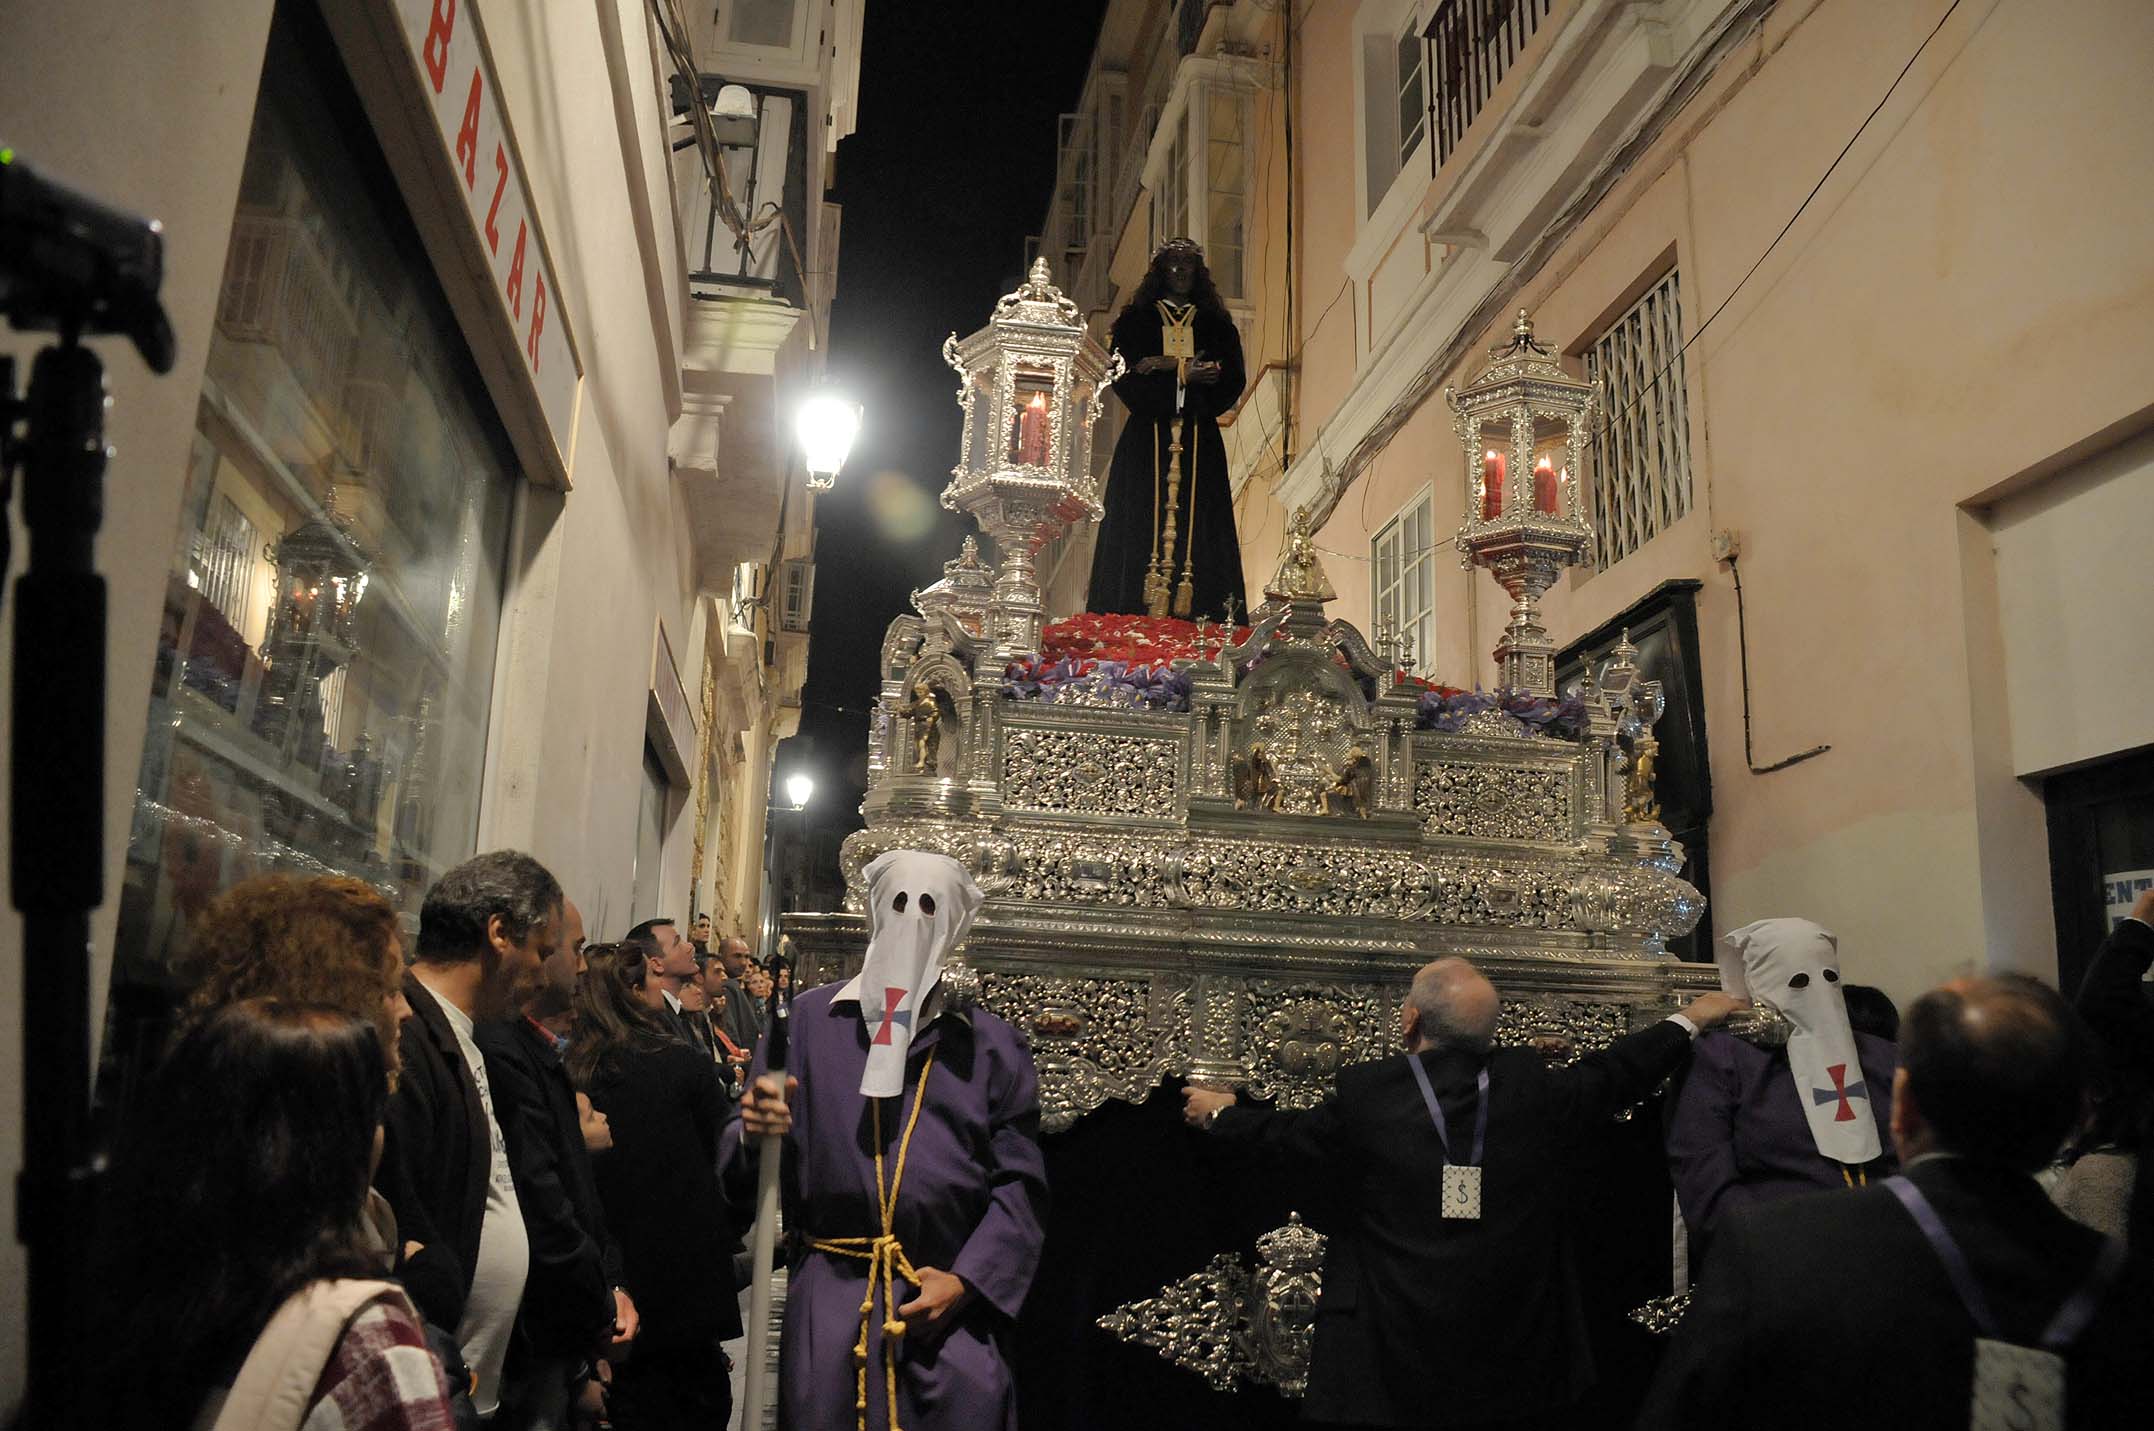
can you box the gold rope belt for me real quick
[804,1048,936,1431]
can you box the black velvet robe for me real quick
[1085,301,1248,619]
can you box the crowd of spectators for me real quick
[76,851,2154,1429]
[85,853,793,1430]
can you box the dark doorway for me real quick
[2045,745,2154,997]
[1557,579,1712,961]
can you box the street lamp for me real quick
[795,388,861,492]
[783,771,815,811]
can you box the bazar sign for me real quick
[393,0,579,473]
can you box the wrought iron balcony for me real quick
[1424,0,1556,171]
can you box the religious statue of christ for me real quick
[1084,237,1249,620]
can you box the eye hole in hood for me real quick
[1787,972,1810,989]
[892,891,908,914]
[920,892,937,916]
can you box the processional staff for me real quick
[741,978,792,1430]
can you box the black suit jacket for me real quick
[1212,1019,1693,1425]
[379,972,490,1332]
[475,1015,617,1358]
[2075,916,2154,1252]
[1641,1156,2152,1429]
[582,1041,744,1350]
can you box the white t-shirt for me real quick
[415,978,529,1418]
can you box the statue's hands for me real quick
[1135,353,1179,375]
[1188,359,1222,384]
[742,1073,797,1137]
[897,1267,973,1341]
[1183,1084,1237,1129]
[1679,991,1748,1031]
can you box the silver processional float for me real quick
[777,263,1717,1405]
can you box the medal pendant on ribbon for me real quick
[1970,1339,2063,1431]
[1161,323,1196,362]
[1441,1163,1482,1220]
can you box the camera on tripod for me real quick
[1,148,175,372]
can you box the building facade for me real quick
[1043,0,2154,1006]
[0,0,862,1402]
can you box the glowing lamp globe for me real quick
[796,391,861,492]
[783,772,815,810]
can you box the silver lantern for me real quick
[1447,310,1599,697]
[940,258,1123,664]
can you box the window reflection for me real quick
[105,10,516,1102]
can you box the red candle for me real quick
[1534,455,1558,513]
[1016,392,1051,465]
[1480,449,1505,519]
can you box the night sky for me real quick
[785,1,1110,853]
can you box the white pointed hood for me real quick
[1719,917,1881,1165]
[838,850,983,1097]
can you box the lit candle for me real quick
[1016,391,1051,465]
[1481,449,1506,519]
[1534,455,1557,514]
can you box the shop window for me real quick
[102,5,517,1100]
[1583,268,1694,571]
[1372,488,1435,671]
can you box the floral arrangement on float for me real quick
[1000,612,1590,737]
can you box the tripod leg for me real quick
[12,341,109,1430]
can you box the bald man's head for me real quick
[1403,958,1501,1055]
[1894,974,2087,1171]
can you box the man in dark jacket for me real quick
[478,896,638,1429]
[1641,974,2151,1430]
[1182,957,1741,1429]
[379,850,560,1421]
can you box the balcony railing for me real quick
[1425,0,1554,171]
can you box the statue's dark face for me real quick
[1161,251,1198,297]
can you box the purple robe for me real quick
[1665,1029,1898,1263]
[724,982,1048,1431]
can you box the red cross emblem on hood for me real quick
[871,986,913,1046]
[1810,1062,1868,1122]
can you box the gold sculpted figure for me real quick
[1233,742,1280,812]
[1321,747,1375,818]
[906,682,952,774]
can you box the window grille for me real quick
[779,558,815,633]
[1584,269,1694,571]
[1372,489,1435,670]
[193,493,261,629]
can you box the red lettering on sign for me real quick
[485,146,508,252]
[527,275,547,371]
[422,0,457,94]
[505,222,527,318]
[454,69,482,190]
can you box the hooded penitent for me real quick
[838,850,984,1097]
[1718,917,1881,1165]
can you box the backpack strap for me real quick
[207,1278,410,1431]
